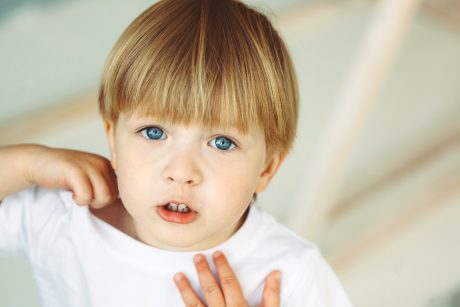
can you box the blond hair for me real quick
[98,0,299,156]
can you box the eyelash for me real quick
[139,126,166,140]
[209,136,236,151]
[138,126,237,151]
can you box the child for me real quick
[0,0,352,306]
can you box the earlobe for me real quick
[104,120,117,171]
[255,153,286,193]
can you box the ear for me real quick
[255,153,286,193]
[104,120,117,171]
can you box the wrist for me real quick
[21,144,49,185]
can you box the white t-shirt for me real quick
[0,187,352,307]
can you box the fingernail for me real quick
[213,251,223,259]
[274,271,282,282]
[174,272,184,283]
[193,254,204,264]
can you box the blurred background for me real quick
[1,0,459,306]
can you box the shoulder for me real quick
[2,186,77,237]
[249,205,317,256]
[22,186,74,215]
[283,248,353,306]
[245,205,321,279]
[249,206,352,306]
[29,187,77,233]
[0,186,77,256]
[1,186,73,215]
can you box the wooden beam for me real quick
[286,0,422,239]
[0,92,98,145]
[329,174,460,272]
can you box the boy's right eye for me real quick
[140,127,166,140]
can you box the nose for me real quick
[161,148,202,186]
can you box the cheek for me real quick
[115,152,150,202]
[209,166,260,205]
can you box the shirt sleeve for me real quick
[284,248,353,307]
[0,188,31,256]
[0,186,71,258]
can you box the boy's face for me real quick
[105,112,283,251]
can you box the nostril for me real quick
[166,176,196,184]
[163,169,202,185]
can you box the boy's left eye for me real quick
[209,136,236,151]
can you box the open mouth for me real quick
[163,202,192,213]
[156,202,198,224]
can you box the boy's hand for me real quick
[174,251,281,307]
[27,146,118,208]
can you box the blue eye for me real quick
[209,136,235,151]
[140,127,166,140]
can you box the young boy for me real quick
[0,0,352,306]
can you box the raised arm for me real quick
[0,144,44,201]
[0,144,118,208]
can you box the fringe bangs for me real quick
[99,0,298,155]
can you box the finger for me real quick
[95,157,118,198]
[67,169,93,206]
[259,270,282,307]
[173,272,205,307]
[85,166,115,208]
[213,251,247,306]
[194,254,226,306]
[102,166,119,201]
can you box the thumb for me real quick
[259,270,282,307]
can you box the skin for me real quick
[0,112,285,305]
[0,144,117,206]
[103,112,284,251]
[174,251,282,307]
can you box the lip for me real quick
[156,205,198,224]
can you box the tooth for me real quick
[166,204,178,212]
[178,204,189,213]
